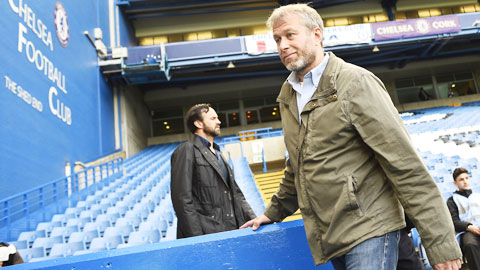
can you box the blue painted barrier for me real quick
[10,220,333,270]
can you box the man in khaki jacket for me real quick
[241,3,462,270]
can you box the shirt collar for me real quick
[195,135,220,151]
[286,53,329,89]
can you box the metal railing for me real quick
[0,158,123,240]
[221,127,283,143]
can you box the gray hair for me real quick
[266,3,324,32]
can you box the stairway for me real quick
[253,170,302,222]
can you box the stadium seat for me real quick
[106,212,121,225]
[162,218,177,242]
[128,229,160,245]
[18,230,46,248]
[17,247,45,262]
[65,217,90,230]
[36,221,61,236]
[68,231,96,248]
[94,219,112,236]
[132,204,150,221]
[50,225,79,241]
[89,237,108,252]
[105,234,124,249]
[64,207,83,218]
[51,214,68,226]
[32,235,64,255]
[123,211,142,229]
[49,241,85,258]
[9,240,28,250]
[113,224,134,242]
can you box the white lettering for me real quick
[49,86,58,115]
[17,22,27,53]
[25,39,36,63]
[49,86,71,125]
[4,75,17,94]
[17,25,67,94]
[26,7,34,30]
[4,75,43,112]
[11,0,53,51]
[8,0,18,13]
[34,49,43,70]
[433,20,457,29]
[17,85,32,104]
[18,0,27,20]
[377,24,414,35]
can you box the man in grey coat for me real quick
[171,103,256,239]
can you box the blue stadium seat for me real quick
[18,230,46,248]
[51,214,68,226]
[9,240,28,250]
[123,211,142,229]
[112,223,134,242]
[128,229,160,245]
[17,247,45,262]
[89,237,108,252]
[161,218,177,242]
[36,221,61,237]
[105,234,124,249]
[106,212,121,225]
[64,207,83,218]
[49,241,85,258]
[66,217,90,230]
[32,235,64,255]
[68,231,96,248]
[90,204,108,216]
[50,225,79,241]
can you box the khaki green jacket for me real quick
[264,52,461,265]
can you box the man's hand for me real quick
[467,225,480,236]
[433,259,461,270]
[240,214,273,230]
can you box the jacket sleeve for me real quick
[170,143,203,237]
[447,196,471,232]
[263,157,299,222]
[347,73,462,265]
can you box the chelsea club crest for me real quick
[54,2,69,47]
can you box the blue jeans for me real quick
[331,230,400,270]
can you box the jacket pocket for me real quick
[346,175,364,217]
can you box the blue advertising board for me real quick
[0,1,117,199]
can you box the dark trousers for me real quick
[397,229,425,270]
[462,232,480,270]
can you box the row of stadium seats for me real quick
[10,141,265,263]
[12,144,180,262]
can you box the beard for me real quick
[284,45,316,73]
[285,48,315,72]
[204,125,220,137]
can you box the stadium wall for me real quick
[8,220,333,270]
[121,86,151,157]
[0,1,118,199]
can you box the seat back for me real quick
[89,237,108,251]
[17,247,45,262]
[128,229,160,245]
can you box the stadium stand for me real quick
[1,103,479,267]
[0,141,267,262]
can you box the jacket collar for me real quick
[192,136,231,188]
[195,134,220,152]
[455,189,472,198]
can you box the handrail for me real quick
[222,128,283,143]
[0,157,124,240]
